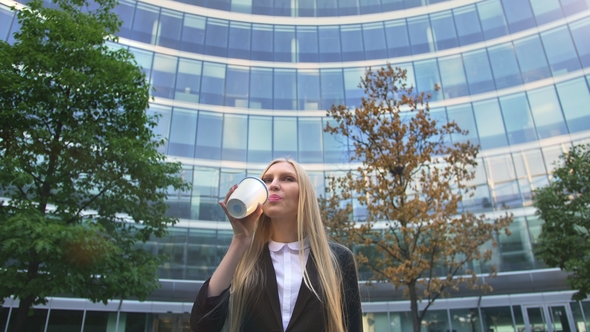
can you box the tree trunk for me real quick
[11,260,40,332]
[409,282,421,332]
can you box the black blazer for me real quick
[190,242,363,332]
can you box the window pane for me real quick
[527,86,568,139]
[232,0,252,13]
[111,0,134,38]
[131,2,159,44]
[463,49,495,95]
[323,118,348,163]
[488,44,523,89]
[297,26,319,62]
[499,93,537,145]
[317,0,338,16]
[195,112,223,160]
[298,69,321,110]
[438,55,468,98]
[408,16,433,54]
[298,118,323,163]
[151,54,177,99]
[341,25,364,61]
[252,0,273,15]
[46,309,83,332]
[481,306,515,332]
[362,22,387,59]
[570,17,590,67]
[514,36,551,83]
[473,99,508,149]
[450,308,482,332]
[501,0,535,33]
[414,59,442,101]
[298,0,316,16]
[274,69,297,110]
[228,21,251,59]
[222,114,247,161]
[251,24,273,61]
[250,67,273,109]
[556,78,590,133]
[321,69,345,110]
[360,0,381,14]
[175,58,201,103]
[319,26,341,62]
[447,104,479,145]
[422,310,450,332]
[339,0,359,15]
[204,18,228,57]
[169,108,197,158]
[384,19,411,57]
[274,25,295,62]
[454,5,483,45]
[541,26,582,75]
[248,116,273,162]
[83,311,116,332]
[225,65,250,107]
[181,14,206,53]
[274,117,297,158]
[430,11,458,50]
[200,62,226,105]
[147,105,171,153]
[158,9,182,49]
[477,0,509,40]
[344,67,365,108]
[128,47,153,79]
[530,0,564,25]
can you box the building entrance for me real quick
[522,304,574,332]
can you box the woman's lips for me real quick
[268,194,282,202]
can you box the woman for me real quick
[190,158,363,332]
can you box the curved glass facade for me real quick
[3,0,590,331]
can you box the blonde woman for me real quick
[190,158,363,332]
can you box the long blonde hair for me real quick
[226,158,345,332]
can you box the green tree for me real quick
[0,1,188,330]
[533,143,590,301]
[323,64,513,332]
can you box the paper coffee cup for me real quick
[226,177,269,219]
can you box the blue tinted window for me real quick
[488,44,523,89]
[274,26,295,62]
[274,0,292,16]
[248,116,272,162]
[453,5,484,45]
[344,67,365,107]
[513,36,551,83]
[274,69,297,110]
[530,0,564,25]
[5,12,20,44]
[181,14,206,53]
[527,86,568,139]
[158,9,182,49]
[438,55,468,98]
[501,0,535,33]
[339,0,359,16]
[381,0,404,11]
[111,0,134,38]
[151,54,177,99]
[251,24,273,61]
[209,0,230,11]
[446,104,479,145]
[463,49,495,94]
[384,19,411,57]
[252,0,273,15]
[131,3,159,44]
[341,25,364,61]
[321,69,345,110]
[414,60,442,101]
[360,0,381,14]
[225,65,250,107]
[298,0,316,16]
[250,68,273,109]
[541,26,581,75]
[297,26,319,62]
[556,78,590,133]
[204,19,228,57]
[297,70,321,110]
[175,58,201,103]
[430,11,458,50]
[222,114,247,161]
[148,105,172,154]
[168,108,197,158]
[317,0,338,16]
[231,0,252,13]
[298,118,324,163]
[362,23,387,59]
[499,93,537,145]
[195,112,223,160]
[323,118,348,163]
[408,16,433,54]
[273,118,298,158]
[473,99,508,149]
[319,26,341,62]
[228,21,251,59]
[569,18,590,67]
[200,62,226,105]
[128,47,153,79]
[561,0,590,16]
[477,0,509,40]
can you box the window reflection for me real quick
[527,87,568,139]
[168,108,197,158]
[556,78,590,133]
[481,306,515,332]
[477,0,509,40]
[222,114,248,161]
[514,36,551,83]
[473,99,508,149]
[499,93,537,145]
[541,26,581,75]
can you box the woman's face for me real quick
[261,162,300,221]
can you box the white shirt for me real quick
[268,238,311,331]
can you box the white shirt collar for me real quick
[268,237,310,252]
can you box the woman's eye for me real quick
[263,178,272,183]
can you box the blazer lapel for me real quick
[263,246,284,329]
[287,253,320,330]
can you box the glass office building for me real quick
[2,0,590,330]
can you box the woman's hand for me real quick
[219,184,264,241]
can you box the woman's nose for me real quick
[268,179,279,190]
